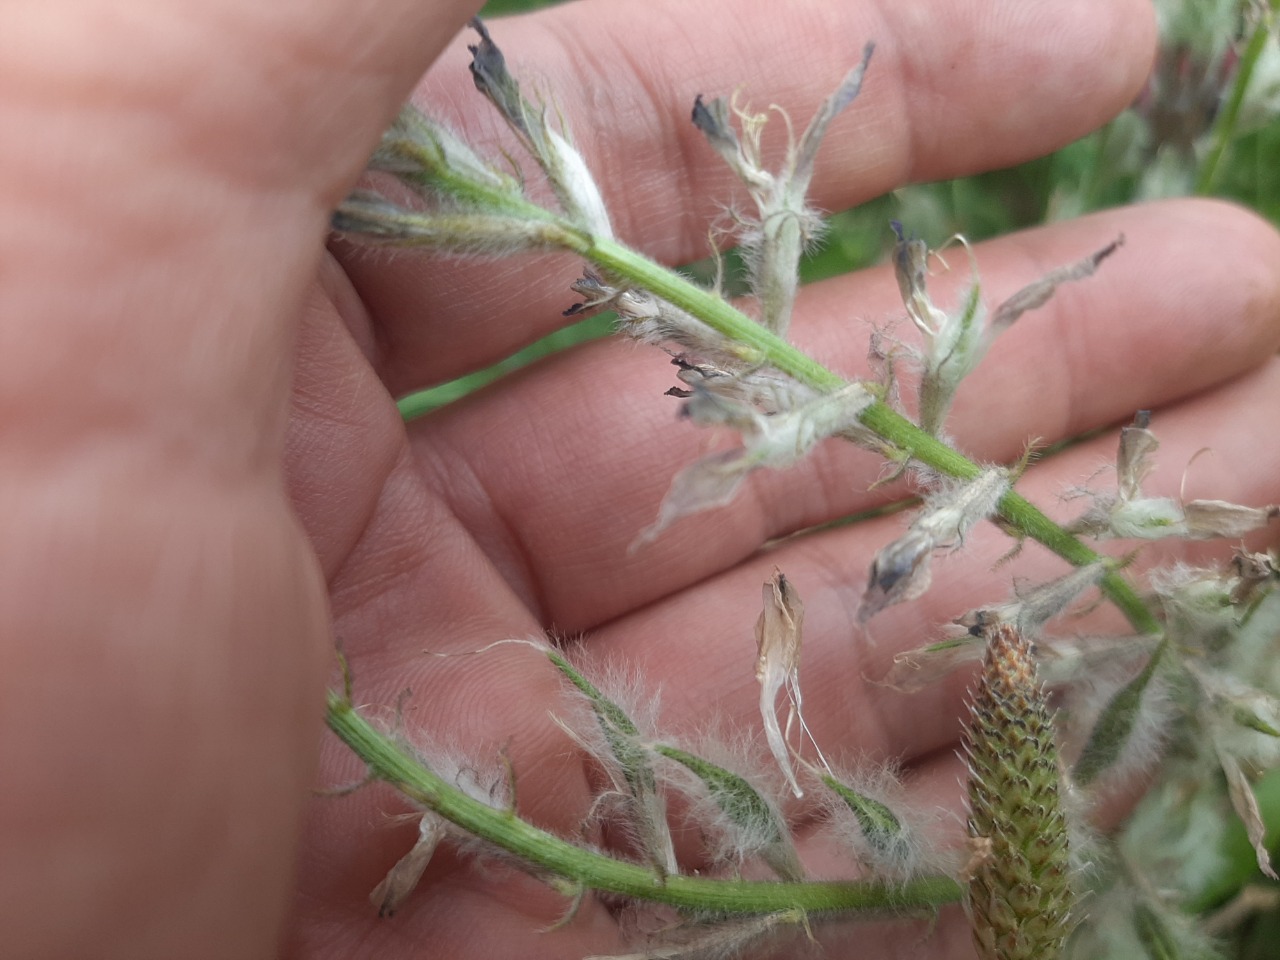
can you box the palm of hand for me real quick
[286,12,1280,958]
[9,3,1280,960]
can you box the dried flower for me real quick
[370,814,446,917]
[961,562,1111,639]
[755,569,809,798]
[693,44,874,337]
[859,468,1009,622]
[892,227,1119,437]
[468,18,613,238]
[637,383,873,544]
[1071,412,1278,541]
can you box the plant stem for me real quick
[553,231,1159,635]
[1196,0,1280,195]
[324,689,962,914]
[367,147,1158,634]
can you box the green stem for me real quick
[1078,122,1114,213]
[324,690,962,914]
[552,231,1160,635]
[370,133,1160,634]
[1196,1,1279,195]
[579,234,845,390]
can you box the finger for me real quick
[7,0,482,453]
[4,1,489,956]
[410,199,1280,631]
[335,0,1156,394]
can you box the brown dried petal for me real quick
[370,814,446,917]
[1231,548,1280,605]
[990,236,1122,334]
[756,570,805,797]
[890,220,942,334]
[1183,500,1279,539]
[1219,751,1279,880]
[1116,413,1158,502]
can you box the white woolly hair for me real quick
[816,759,947,883]
[544,644,678,874]
[1061,659,1177,794]
[549,648,664,765]
[652,730,796,871]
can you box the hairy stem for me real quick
[325,689,961,914]
[557,230,1159,635]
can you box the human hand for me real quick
[6,1,1280,958]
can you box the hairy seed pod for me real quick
[964,623,1075,960]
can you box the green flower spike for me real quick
[964,623,1075,960]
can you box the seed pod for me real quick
[964,623,1075,960]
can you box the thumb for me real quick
[0,2,479,959]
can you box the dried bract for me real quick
[1071,412,1278,541]
[755,570,808,798]
[859,468,1009,622]
[370,814,446,917]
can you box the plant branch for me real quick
[325,689,962,914]
[556,231,1159,635]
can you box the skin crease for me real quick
[3,1,1280,959]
